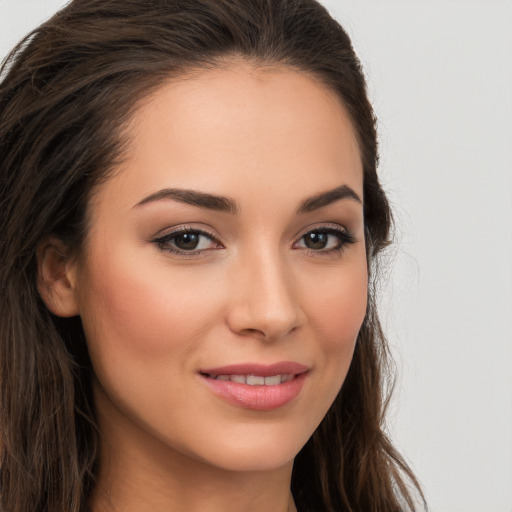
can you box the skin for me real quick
[40,61,367,512]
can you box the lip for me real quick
[199,361,309,411]
[200,361,309,377]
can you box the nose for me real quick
[226,249,305,341]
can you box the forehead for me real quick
[90,63,363,215]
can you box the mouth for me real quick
[202,373,296,385]
[198,362,309,410]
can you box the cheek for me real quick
[76,249,226,443]
[301,255,368,391]
[305,258,368,346]
[77,247,221,367]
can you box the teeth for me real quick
[210,373,294,385]
[246,375,265,385]
[264,375,281,385]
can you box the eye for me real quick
[153,228,221,255]
[294,226,355,254]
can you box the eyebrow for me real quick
[296,184,361,213]
[133,184,361,214]
[134,188,239,214]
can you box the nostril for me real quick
[238,327,266,338]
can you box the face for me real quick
[73,63,367,474]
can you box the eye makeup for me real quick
[152,226,222,256]
[151,223,355,258]
[293,225,355,257]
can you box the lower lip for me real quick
[200,373,308,411]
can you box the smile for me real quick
[199,362,309,410]
[206,374,295,385]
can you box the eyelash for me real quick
[293,226,355,257]
[152,225,355,257]
[152,227,220,257]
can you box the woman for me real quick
[0,0,426,511]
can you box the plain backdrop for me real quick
[1,1,511,511]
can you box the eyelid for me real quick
[292,222,350,242]
[153,224,218,241]
[150,222,355,258]
[151,225,222,256]
[292,222,356,254]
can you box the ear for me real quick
[37,237,80,317]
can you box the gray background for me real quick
[1,1,511,511]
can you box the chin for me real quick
[197,447,298,473]
[184,423,311,473]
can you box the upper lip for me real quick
[199,361,309,377]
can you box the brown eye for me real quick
[295,227,355,254]
[173,232,201,250]
[153,229,220,254]
[303,232,329,250]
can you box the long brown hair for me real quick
[0,1,426,511]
